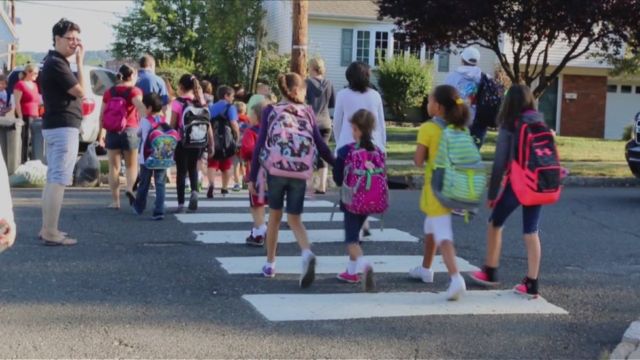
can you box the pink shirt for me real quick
[171,95,196,128]
[14,80,40,117]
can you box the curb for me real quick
[611,319,640,360]
[389,175,640,190]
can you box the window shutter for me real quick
[341,29,353,66]
[437,52,450,72]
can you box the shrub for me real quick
[156,56,196,91]
[377,55,433,122]
[623,123,634,141]
[258,49,290,97]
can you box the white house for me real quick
[264,0,640,139]
[0,0,16,71]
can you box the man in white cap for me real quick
[444,46,486,145]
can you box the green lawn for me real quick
[386,126,630,178]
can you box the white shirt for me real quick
[0,147,14,226]
[333,88,386,152]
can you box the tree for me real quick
[15,53,34,66]
[608,39,640,77]
[378,0,640,98]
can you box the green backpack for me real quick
[431,117,487,211]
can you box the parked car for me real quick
[625,112,640,177]
[8,63,117,145]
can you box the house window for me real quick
[621,85,632,93]
[374,31,389,65]
[607,85,617,93]
[437,52,450,72]
[341,29,353,66]
[356,30,370,64]
[636,86,640,94]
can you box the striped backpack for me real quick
[431,117,487,211]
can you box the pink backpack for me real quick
[102,87,131,133]
[259,103,317,180]
[341,144,389,215]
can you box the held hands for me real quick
[487,200,497,209]
[0,218,16,249]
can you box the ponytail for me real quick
[178,74,205,105]
[277,73,306,104]
[116,64,135,83]
[432,85,470,128]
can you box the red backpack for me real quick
[509,111,562,206]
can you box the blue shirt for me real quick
[136,69,169,106]
[209,100,238,122]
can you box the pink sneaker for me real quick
[469,270,499,287]
[513,277,539,299]
[337,271,360,284]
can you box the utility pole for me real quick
[9,0,15,69]
[290,0,308,77]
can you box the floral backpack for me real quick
[341,144,389,215]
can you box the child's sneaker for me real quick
[151,213,164,221]
[362,265,375,292]
[337,271,360,284]
[174,205,186,214]
[221,189,229,196]
[188,192,198,212]
[207,185,214,199]
[246,234,264,247]
[408,266,434,283]
[445,274,467,301]
[262,265,275,278]
[513,277,539,299]
[469,267,500,287]
[300,254,316,288]
[232,183,241,192]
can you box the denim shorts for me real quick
[105,128,139,151]
[42,127,79,186]
[267,175,306,215]
[489,182,542,234]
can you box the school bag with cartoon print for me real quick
[143,115,179,169]
[431,117,487,211]
[177,98,210,149]
[341,143,389,215]
[103,87,132,133]
[475,73,503,128]
[509,110,561,206]
[259,103,317,180]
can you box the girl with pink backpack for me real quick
[247,73,335,288]
[332,109,388,292]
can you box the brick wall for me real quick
[560,75,607,138]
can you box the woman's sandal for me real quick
[42,236,77,247]
[38,231,68,240]
[107,203,120,210]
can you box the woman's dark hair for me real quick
[496,84,537,131]
[216,85,234,100]
[116,64,135,82]
[178,74,204,105]
[143,93,163,113]
[432,85,470,128]
[52,18,80,47]
[350,109,376,151]
[346,61,370,93]
[277,73,306,104]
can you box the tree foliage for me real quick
[112,0,264,85]
[378,0,640,98]
[258,45,291,96]
[377,55,432,122]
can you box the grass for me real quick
[385,126,631,178]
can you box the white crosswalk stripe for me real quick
[195,228,417,244]
[217,255,479,274]
[166,200,335,208]
[176,212,378,223]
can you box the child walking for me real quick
[133,93,176,220]
[333,109,387,292]
[410,85,469,301]
[470,84,560,298]
[241,101,269,247]
[233,101,250,191]
[248,72,335,288]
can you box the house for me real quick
[0,0,17,71]
[263,0,640,140]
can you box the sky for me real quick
[15,0,133,52]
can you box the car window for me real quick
[89,69,116,96]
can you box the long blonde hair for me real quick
[19,63,38,81]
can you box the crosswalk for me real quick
[168,189,568,322]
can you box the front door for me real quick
[538,78,559,130]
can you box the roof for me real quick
[308,0,387,22]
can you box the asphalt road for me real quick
[0,187,638,358]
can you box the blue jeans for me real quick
[134,166,166,216]
[489,183,542,234]
[470,121,488,149]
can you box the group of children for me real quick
[131,70,557,301]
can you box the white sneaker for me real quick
[446,274,467,301]
[409,266,434,283]
[299,254,316,289]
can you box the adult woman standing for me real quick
[98,64,145,209]
[305,57,335,194]
[14,63,41,163]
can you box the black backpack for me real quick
[211,104,238,160]
[475,73,503,128]
[177,98,211,149]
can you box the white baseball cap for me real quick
[461,47,480,65]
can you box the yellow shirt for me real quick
[417,121,450,217]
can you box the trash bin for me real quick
[0,120,23,175]
[30,118,45,164]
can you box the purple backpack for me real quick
[341,144,389,215]
[102,87,131,133]
[260,103,317,180]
